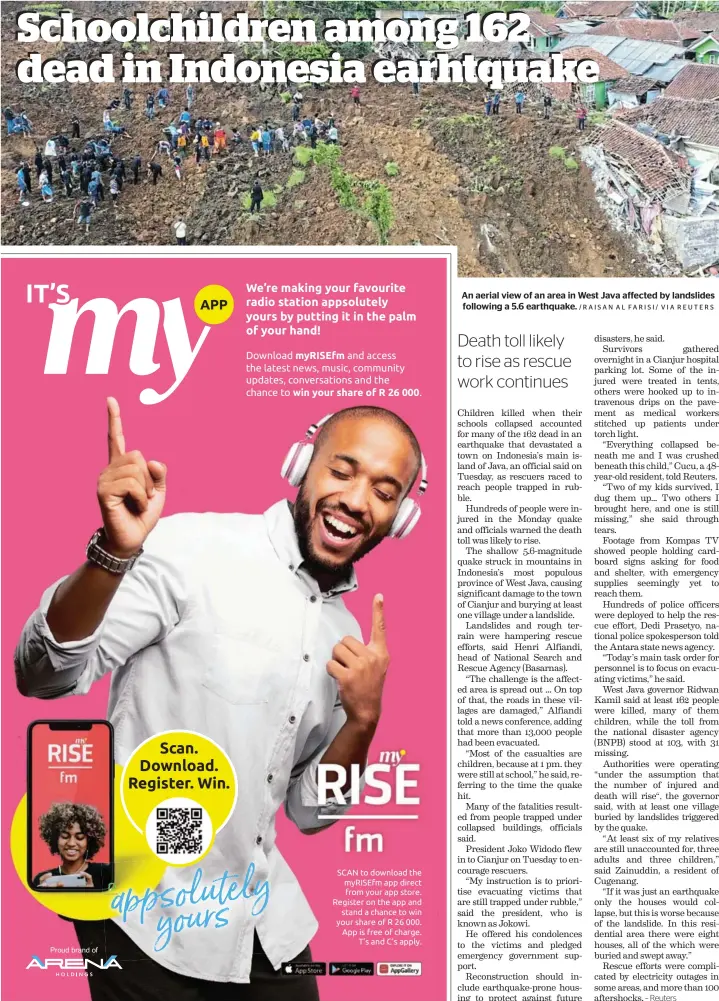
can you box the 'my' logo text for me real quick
[44,296,211,405]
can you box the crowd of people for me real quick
[13,132,158,227]
[8,82,348,238]
[482,88,589,129]
[9,79,589,239]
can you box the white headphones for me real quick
[281,413,428,540]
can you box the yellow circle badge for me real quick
[11,767,166,921]
[120,731,237,865]
[194,284,234,325]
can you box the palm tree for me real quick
[652,0,719,16]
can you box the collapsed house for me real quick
[617,97,719,263]
[618,96,719,165]
[581,113,718,270]
[450,38,540,62]
[606,76,663,109]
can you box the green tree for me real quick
[362,182,394,245]
[331,166,360,209]
[650,0,719,15]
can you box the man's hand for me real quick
[327,595,389,729]
[97,397,167,558]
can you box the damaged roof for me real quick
[583,119,691,196]
[585,19,695,44]
[556,46,630,81]
[452,38,540,60]
[609,75,660,96]
[618,97,719,149]
[664,63,719,102]
[559,3,647,19]
[555,33,687,81]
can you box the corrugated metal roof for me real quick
[561,21,595,33]
[556,33,688,81]
[649,58,686,85]
[558,33,622,56]
[619,40,681,75]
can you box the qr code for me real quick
[155,806,203,855]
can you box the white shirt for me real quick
[174,221,187,238]
[15,501,361,982]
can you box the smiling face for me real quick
[57,822,87,866]
[294,416,419,576]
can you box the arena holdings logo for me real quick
[26,955,122,970]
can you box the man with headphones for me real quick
[15,398,427,1001]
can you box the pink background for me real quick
[1,255,447,1001]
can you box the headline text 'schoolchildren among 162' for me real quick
[2,0,718,275]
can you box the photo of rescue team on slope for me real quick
[2,0,719,276]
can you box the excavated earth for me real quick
[1,3,655,277]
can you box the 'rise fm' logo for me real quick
[48,737,93,764]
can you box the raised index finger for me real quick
[107,396,125,461]
[370,594,386,649]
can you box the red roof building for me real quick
[664,64,719,102]
[514,8,564,40]
[557,46,630,82]
[585,19,697,45]
[672,10,719,39]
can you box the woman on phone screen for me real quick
[32,803,111,889]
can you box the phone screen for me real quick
[27,720,113,891]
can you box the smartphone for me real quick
[40,873,89,888]
[27,720,114,892]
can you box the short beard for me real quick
[293,484,384,577]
